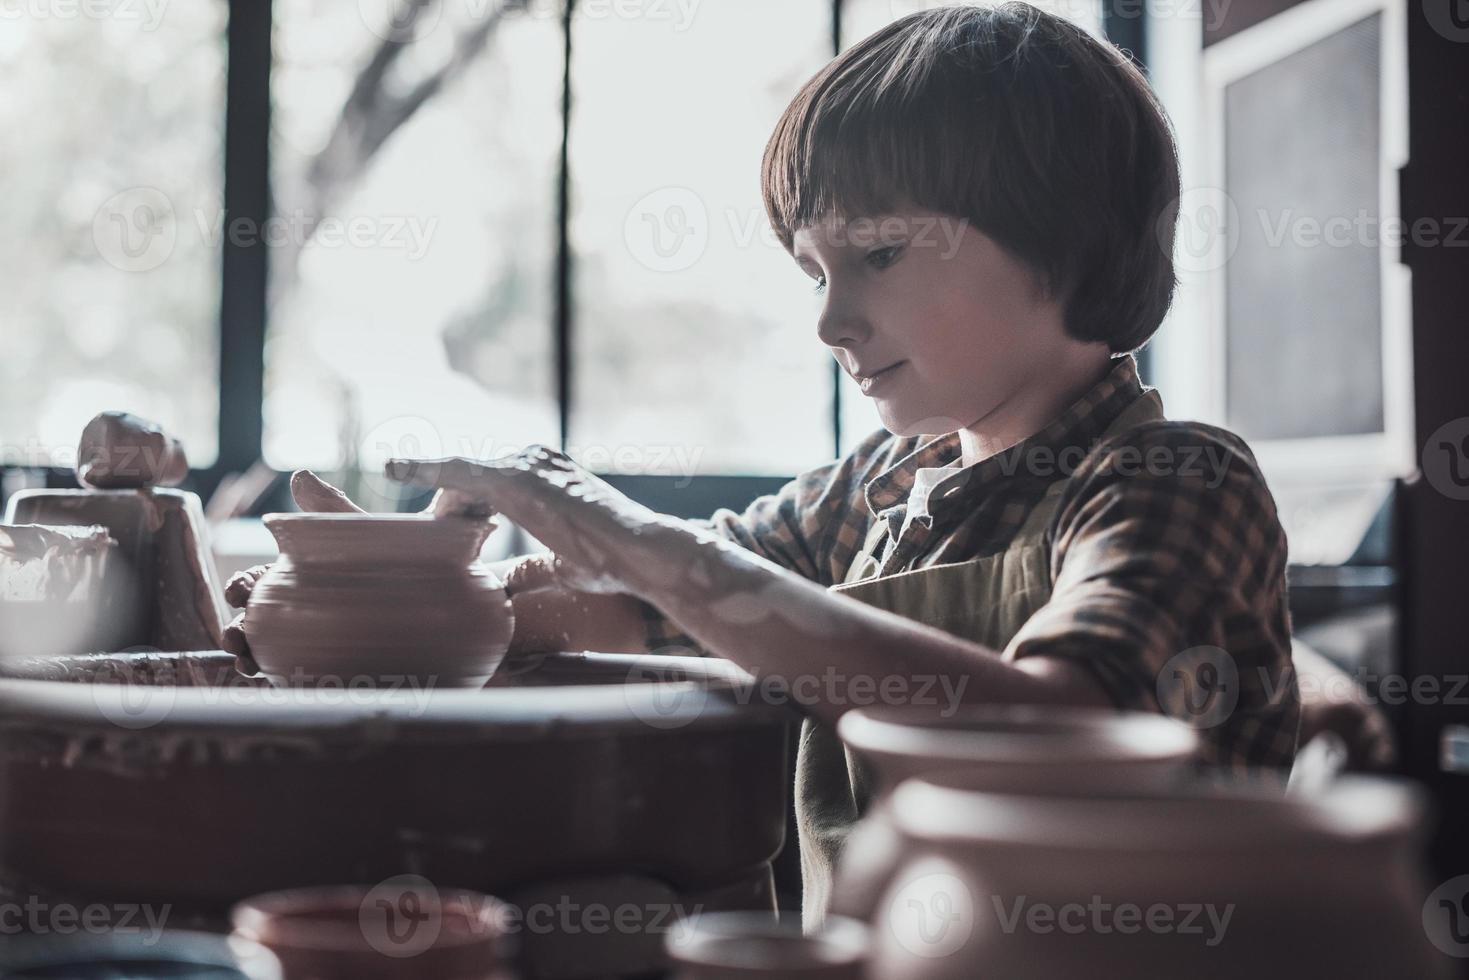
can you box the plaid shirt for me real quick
[643,355,1300,772]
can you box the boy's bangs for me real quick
[760,30,990,246]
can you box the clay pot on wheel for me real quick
[244,514,513,688]
[831,706,1198,922]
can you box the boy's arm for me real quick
[623,423,1295,738]
[640,428,897,655]
[1002,421,1299,769]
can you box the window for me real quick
[0,4,226,467]
[568,0,832,476]
[4,0,1112,493]
[266,0,562,492]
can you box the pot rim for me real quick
[666,911,869,971]
[890,774,1423,853]
[231,884,509,954]
[260,512,495,563]
[262,512,489,525]
[838,705,1198,768]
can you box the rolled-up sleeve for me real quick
[1003,421,1300,770]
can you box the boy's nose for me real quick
[816,298,873,349]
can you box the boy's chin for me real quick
[877,406,966,439]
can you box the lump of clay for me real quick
[76,412,189,489]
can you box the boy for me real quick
[229,2,1299,923]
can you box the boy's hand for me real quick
[385,445,678,598]
[494,552,651,654]
[220,470,500,672]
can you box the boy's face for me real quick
[791,206,1074,438]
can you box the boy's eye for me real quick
[867,244,904,269]
[812,275,828,296]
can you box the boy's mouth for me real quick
[856,361,907,395]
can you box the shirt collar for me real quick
[864,354,1150,519]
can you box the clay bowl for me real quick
[232,883,513,980]
[666,912,869,979]
[244,514,513,688]
[831,705,1199,921]
[869,773,1442,980]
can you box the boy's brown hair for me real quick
[761,2,1179,354]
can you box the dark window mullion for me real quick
[555,0,576,452]
[218,0,272,482]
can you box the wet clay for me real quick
[0,524,120,659]
[0,525,114,602]
[76,411,188,490]
[243,514,514,688]
[5,489,230,652]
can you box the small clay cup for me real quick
[831,705,1198,922]
[244,514,513,688]
[232,883,514,980]
[666,912,869,979]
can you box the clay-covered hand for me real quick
[76,411,189,489]
[386,445,679,597]
[220,470,499,671]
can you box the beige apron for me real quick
[796,389,1166,922]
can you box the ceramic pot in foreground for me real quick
[831,705,1198,922]
[666,911,869,979]
[868,774,1445,980]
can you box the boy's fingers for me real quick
[221,613,249,658]
[290,470,367,514]
[224,564,271,609]
[500,553,562,596]
[386,456,511,492]
[428,488,497,520]
[384,457,444,488]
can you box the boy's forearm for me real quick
[626,524,1112,727]
[507,588,652,656]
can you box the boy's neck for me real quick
[956,345,1115,469]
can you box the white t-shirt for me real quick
[899,460,963,541]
